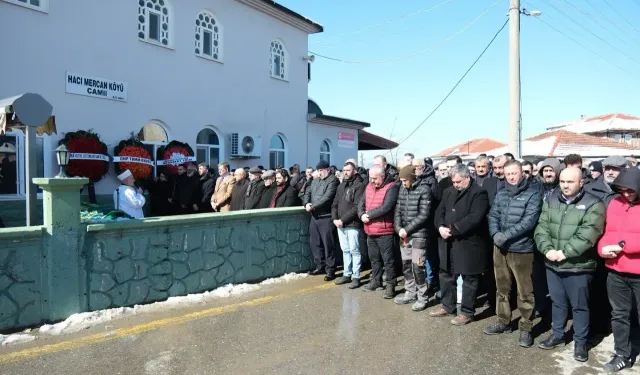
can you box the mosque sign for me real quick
[65,72,128,102]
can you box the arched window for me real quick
[270,40,287,80]
[320,140,331,165]
[196,128,221,169]
[195,11,222,62]
[138,0,171,47]
[269,134,286,170]
[138,122,168,176]
[4,0,49,12]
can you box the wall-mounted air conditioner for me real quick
[230,133,262,158]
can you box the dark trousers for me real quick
[533,251,550,315]
[440,268,481,317]
[367,235,396,286]
[494,247,535,331]
[547,269,593,346]
[607,271,640,358]
[309,216,336,274]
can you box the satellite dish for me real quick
[242,136,255,154]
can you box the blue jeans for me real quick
[337,227,361,279]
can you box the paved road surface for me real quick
[0,274,636,375]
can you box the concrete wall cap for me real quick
[86,207,306,233]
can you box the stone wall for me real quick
[0,227,46,330]
[0,189,312,332]
[84,209,311,311]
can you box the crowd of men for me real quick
[113,151,640,373]
[114,162,323,218]
[301,151,640,374]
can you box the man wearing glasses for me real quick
[522,161,534,179]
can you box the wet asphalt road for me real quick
[0,274,637,375]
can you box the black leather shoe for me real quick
[574,344,589,362]
[538,334,565,350]
[324,274,336,282]
[483,322,512,335]
[308,267,324,276]
[519,331,534,348]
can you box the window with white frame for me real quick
[320,140,331,165]
[196,128,221,169]
[624,133,633,144]
[138,122,168,176]
[3,0,48,12]
[269,134,286,170]
[0,132,46,197]
[195,11,222,61]
[137,0,171,47]
[270,40,287,80]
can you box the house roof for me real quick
[432,138,506,158]
[259,0,323,33]
[358,130,398,150]
[483,130,640,158]
[548,113,640,134]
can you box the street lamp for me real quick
[55,144,70,178]
[522,9,541,17]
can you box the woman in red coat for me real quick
[597,167,640,373]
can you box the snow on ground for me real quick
[0,333,36,346]
[28,273,307,340]
[552,334,640,375]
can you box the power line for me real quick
[603,0,638,30]
[310,0,457,45]
[550,0,640,33]
[540,0,640,65]
[581,0,640,48]
[309,0,503,64]
[392,19,509,148]
[533,16,635,76]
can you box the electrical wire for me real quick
[533,16,635,76]
[581,0,640,48]
[391,19,509,148]
[603,0,637,29]
[309,0,503,64]
[550,0,640,33]
[541,0,640,65]
[309,0,457,45]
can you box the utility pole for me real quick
[508,0,521,158]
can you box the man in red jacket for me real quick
[358,166,400,299]
[598,167,640,373]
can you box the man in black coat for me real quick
[271,169,301,207]
[195,163,215,213]
[171,164,200,214]
[414,158,440,293]
[436,155,462,200]
[485,160,542,348]
[244,167,266,210]
[230,168,249,211]
[481,155,507,207]
[303,161,340,280]
[331,162,366,289]
[258,170,276,209]
[431,164,490,325]
[393,165,433,311]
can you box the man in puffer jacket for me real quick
[598,168,640,373]
[393,165,433,311]
[534,167,605,362]
[332,161,366,289]
[485,160,543,348]
[413,157,440,294]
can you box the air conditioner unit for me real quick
[230,133,262,158]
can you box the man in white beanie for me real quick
[114,169,146,219]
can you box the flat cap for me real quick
[602,155,628,168]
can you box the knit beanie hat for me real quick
[399,165,416,182]
[588,161,603,174]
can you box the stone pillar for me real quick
[34,177,89,322]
